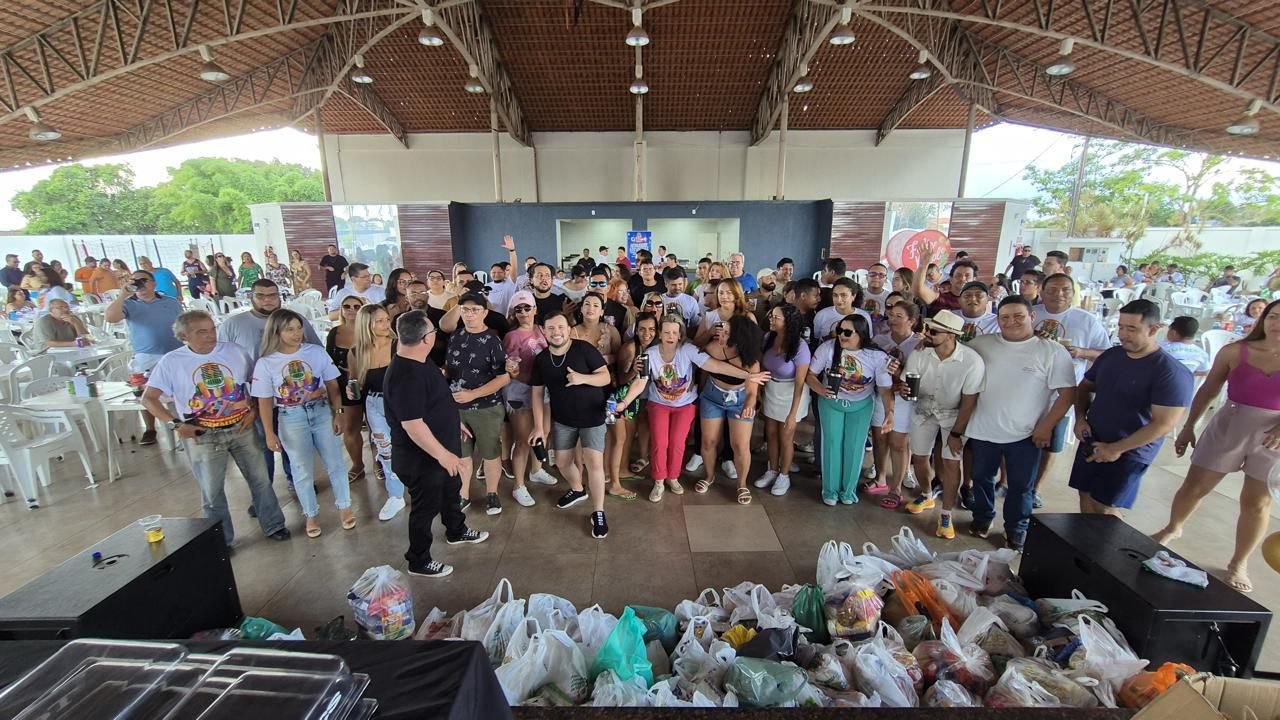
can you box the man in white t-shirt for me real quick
[141,310,290,545]
[1030,272,1111,504]
[813,278,873,340]
[903,310,985,540]
[326,262,385,316]
[486,234,523,314]
[966,296,1077,550]
[662,267,701,327]
[955,281,999,344]
[862,263,893,314]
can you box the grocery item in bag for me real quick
[346,565,415,640]
[792,584,829,644]
[825,586,883,639]
[723,657,807,708]
[895,615,936,651]
[1117,662,1195,709]
[911,617,995,695]
[628,605,678,653]
[590,607,654,686]
[890,570,956,635]
[924,679,980,707]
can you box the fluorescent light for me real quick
[197,46,231,82]
[465,78,485,93]
[829,24,856,45]
[630,79,649,94]
[24,107,60,141]
[1046,38,1075,76]
[792,75,814,93]
[909,50,931,80]
[626,25,650,47]
[350,54,373,84]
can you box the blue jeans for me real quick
[365,393,404,499]
[184,424,287,544]
[969,437,1042,534]
[255,406,294,487]
[276,400,351,518]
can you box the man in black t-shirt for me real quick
[319,244,348,294]
[628,258,662,304]
[1005,245,1040,281]
[384,311,488,578]
[529,262,569,324]
[530,312,612,539]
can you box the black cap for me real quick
[458,292,487,307]
[463,279,486,293]
[959,281,990,295]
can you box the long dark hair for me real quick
[384,267,412,306]
[836,313,881,353]
[765,303,803,362]
[727,314,764,366]
[1242,299,1279,342]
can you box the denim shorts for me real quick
[699,380,750,422]
[552,421,606,452]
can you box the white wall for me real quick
[323,129,967,204]
[557,219,633,266]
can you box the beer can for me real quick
[638,352,650,377]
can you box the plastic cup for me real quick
[137,515,164,543]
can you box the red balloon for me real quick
[885,229,952,271]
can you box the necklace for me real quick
[550,347,569,368]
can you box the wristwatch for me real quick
[167,419,182,431]
[949,430,964,439]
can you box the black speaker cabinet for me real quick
[0,517,242,640]
[1020,513,1272,677]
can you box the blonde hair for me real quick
[260,308,307,358]
[707,262,728,281]
[351,303,394,389]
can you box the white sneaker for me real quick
[863,464,878,480]
[666,478,685,495]
[754,469,779,489]
[685,455,704,473]
[904,471,919,490]
[721,461,739,480]
[649,481,665,503]
[528,469,558,485]
[770,474,791,496]
[377,496,406,521]
[512,485,536,507]
[790,461,800,473]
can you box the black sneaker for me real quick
[556,489,589,509]
[268,528,291,541]
[485,493,502,515]
[502,462,515,479]
[591,511,608,539]
[138,430,158,446]
[970,520,991,539]
[408,561,454,578]
[959,486,976,511]
[447,528,490,545]
[247,505,258,518]
[1032,493,1044,509]
[1006,530,1027,552]
[460,497,472,512]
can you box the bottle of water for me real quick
[605,397,618,425]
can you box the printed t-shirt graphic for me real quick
[187,361,251,427]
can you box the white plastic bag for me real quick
[930,578,978,620]
[574,604,618,667]
[818,541,891,598]
[1035,589,1108,626]
[482,597,526,666]
[346,565,415,640]
[650,678,720,707]
[646,639,671,679]
[772,584,804,613]
[853,638,919,707]
[890,526,936,568]
[722,581,760,623]
[504,617,542,665]
[675,588,729,626]
[673,639,736,688]
[528,592,578,633]
[748,583,799,631]
[461,577,514,641]
[980,595,1040,639]
[542,629,592,702]
[672,616,716,662]
[495,632,549,704]
[591,669,654,707]
[918,553,988,593]
[1068,615,1148,693]
[862,541,909,568]
[414,607,460,641]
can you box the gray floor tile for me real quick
[684,505,783,552]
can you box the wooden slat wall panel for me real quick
[280,204,338,290]
[947,201,1006,283]
[830,202,887,271]
[398,203,454,274]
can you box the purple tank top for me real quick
[1227,344,1280,410]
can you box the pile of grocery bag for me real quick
[355,529,1195,708]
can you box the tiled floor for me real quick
[0,428,1276,672]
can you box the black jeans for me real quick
[400,462,468,567]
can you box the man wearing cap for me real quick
[748,268,779,323]
[440,281,509,336]
[902,309,986,540]
[965,296,1077,550]
[446,291,511,516]
[955,280,1000,343]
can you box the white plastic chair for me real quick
[188,297,221,317]
[17,330,40,354]
[0,405,96,508]
[85,351,133,382]
[19,376,104,453]
[1112,288,1136,304]
[6,354,57,402]
[0,344,28,364]
[1201,329,1237,362]
[852,269,869,286]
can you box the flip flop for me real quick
[863,482,890,495]
[879,493,903,510]
[608,487,638,500]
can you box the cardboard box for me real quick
[1135,674,1280,720]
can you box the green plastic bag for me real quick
[628,605,678,653]
[240,616,288,640]
[723,657,807,707]
[589,607,654,686]
[793,584,829,644]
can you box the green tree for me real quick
[148,158,323,233]
[12,163,156,234]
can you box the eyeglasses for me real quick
[589,281,608,288]
[513,304,533,313]
[460,306,484,313]
[837,329,855,337]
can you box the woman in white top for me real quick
[571,293,622,366]
[753,303,811,498]
[694,278,755,346]
[252,308,354,538]
[872,301,924,509]
[806,314,895,506]
[425,270,454,310]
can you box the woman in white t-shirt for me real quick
[616,315,767,503]
[872,301,924,509]
[252,308,354,538]
[805,314,895,506]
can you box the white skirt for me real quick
[763,379,809,423]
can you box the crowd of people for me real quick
[8,241,1278,591]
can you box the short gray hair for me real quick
[173,310,214,340]
[396,309,435,347]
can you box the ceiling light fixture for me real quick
[1226,98,1263,135]
[630,64,649,94]
[1045,38,1076,76]
[197,45,231,82]
[792,64,814,93]
[350,54,373,84]
[626,7,650,47]
[465,65,486,93]
[909,49,932,80]
[829,6,855,45]
[24,107,60,141]
[418,9,446,46]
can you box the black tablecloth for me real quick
[0,639,511,720]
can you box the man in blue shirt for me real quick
[1069,299,1194,515]
[1,254,23,288]
[139,256,182,302]
[104,269,183,445]
[728,252,757,293]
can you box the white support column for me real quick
[957,102,975,197]
[775,97,789,200]
[634,94,646,201]
[490,98,503,202]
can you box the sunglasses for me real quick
[589,281,608,288]
[837,329,855,338]
[342,303,363,310]
[513,304,533,312]
[645,300,663,307]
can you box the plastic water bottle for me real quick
[605,397,618,425]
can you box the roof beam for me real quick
[432,0,531,147]
[857,0,1280,114]
[750,0,842,145]
[876,71,946,145]
[0,1,415,125]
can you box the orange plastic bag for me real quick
[1117,662,1195,709]
[890,570,956,636]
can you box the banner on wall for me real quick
[626,230,652,264]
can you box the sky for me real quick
[0,122,1276,231]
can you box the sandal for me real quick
[879,493,903,510]
[305,519,321,538]
[630,458,650,475]
[340,509,356,530]
[374,465,386,483]
[694,477,713,494]
[348,468,365,483]
[737,487,752,505]
[863,482,889,495]
[608,486,638,500]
